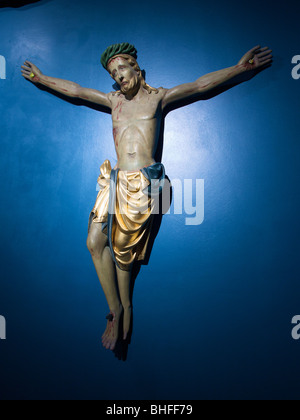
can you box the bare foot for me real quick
[123,306,132,340]
[102,305,123,351]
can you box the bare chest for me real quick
[111,94,162,122]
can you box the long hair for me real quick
[109,54,159,95]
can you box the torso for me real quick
[109,87,166,171]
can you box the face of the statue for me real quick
[107,57,141,95]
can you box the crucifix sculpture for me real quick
[22,42,272,351]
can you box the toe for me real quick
[110,339,117,351]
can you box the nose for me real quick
[119,75,124,82]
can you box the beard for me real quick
[120,75,140,95]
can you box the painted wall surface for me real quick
[0,0,300,400]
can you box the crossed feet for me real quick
[101,303,132,351]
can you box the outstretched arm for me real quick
[162,46,272,111]
[21,61,112,110]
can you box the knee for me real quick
[87,234,103,257]
[122,302,132,312]
[86,235,94,254]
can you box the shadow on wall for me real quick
[0,0,48,7]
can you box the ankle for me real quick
[109,302,123,315]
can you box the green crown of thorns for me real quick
[101,43,138,70]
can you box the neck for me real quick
[123,81,145,101]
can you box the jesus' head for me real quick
[101,43,158,95]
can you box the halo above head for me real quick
[101,43,138,70]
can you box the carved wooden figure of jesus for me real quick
[22,43,272,351]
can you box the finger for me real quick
[253,48,268,57]
[257,58,273,68]
[21,69,32,76]
[258,53,273,63]
[257,49,272,58]
[250,45,261,54]
[258,46,269,52]
[260,58,273,65]
[259,54,273,61]
[24,60,33,66]
[21,65,31,71]
[258,61,273,71]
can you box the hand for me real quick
[238,45,273,71]
[21,61,43,83]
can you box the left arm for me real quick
[162,46,272,111]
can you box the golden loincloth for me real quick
[89,160,166,271]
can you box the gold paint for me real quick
[91,160,155,271]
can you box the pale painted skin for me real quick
[21,46,272,351]
[108,57,163,171]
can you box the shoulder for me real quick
[156,87,168,95]
[151,87,168,101]
[108,90,124,102]
[157,87,169,100]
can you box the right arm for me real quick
[21,61,112,110]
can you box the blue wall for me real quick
[0,0,300,400]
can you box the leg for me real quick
[116,266,132,340]
[87,220,122,350]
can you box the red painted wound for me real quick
[244,62,253,71]
[114,101,122,111]
[108,57,122,67]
